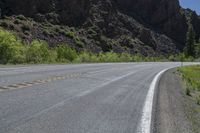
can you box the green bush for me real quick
[48,49,57,63]
[133,55,143,62]
[99,52,120,62]
[119,53,133,62]
[65,31,75,39]
[75,37,84,48]
[74,51,99,63]
[26,40,51,63]
[168,55,175,61]
[0,28,26,64]
[168,53,195,62]
[56,45,78,62]
[87,27,97,38]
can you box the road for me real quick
[0,63,193,133]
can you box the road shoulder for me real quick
[153,68,200,133]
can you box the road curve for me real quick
[0,63,192,133]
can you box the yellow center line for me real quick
[0,73,83,91]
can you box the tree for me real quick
[195,38,200,57]
[184,25,195,57]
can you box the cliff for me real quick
[0,0,199,56]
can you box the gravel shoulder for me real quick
[153,68,200,133]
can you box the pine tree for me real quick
[195,38,200,57]
[184,25,195,57]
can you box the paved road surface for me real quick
[0,63,193,133]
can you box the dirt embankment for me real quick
[153,69,200,133]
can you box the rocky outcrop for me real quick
[116,0,188,44]
[2,0,90,26]
[0,0,199,56]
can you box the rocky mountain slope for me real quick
[0,0,199,56]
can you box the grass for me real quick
[178,65,200,133]
[178,65,200,105]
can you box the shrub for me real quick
[43,29,52,36]
[99,52,120,62]
[74,52,91,63]
[74,51,99,63]
[87,27,97,38]
[26,40,51,63]
[47,49,57,63]
[75,37,84,48]
[56,45,78,62]
[21,24,31,32]
[133,55,143,62]
[65,31,75,39]
[0,28,25,64]
[119,53,133,62]
[168,55,175,61]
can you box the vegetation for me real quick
[178,66,200,105]
[26,40,54,63]
[0,28,198,65]
[185,25,195,57]
[56,45,78,62]
[184,25,200,59]
[168,53,194,62]
[0,29,26,64]
[195,39,200,58]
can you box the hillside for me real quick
[0,0,199,57]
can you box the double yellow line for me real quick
[0,73,82,91]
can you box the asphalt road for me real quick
[0,63,194,133]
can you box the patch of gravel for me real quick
[153,69,200,133]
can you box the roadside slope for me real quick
[154,69,200,133]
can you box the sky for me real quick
[179,0,200,15]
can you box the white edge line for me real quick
[137,68,169,133]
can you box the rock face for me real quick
[3,0,91,26]
[0,0,199,56]
[116,0,188,44]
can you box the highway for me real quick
[0,63,189,133]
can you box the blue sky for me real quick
[179,0,200,15]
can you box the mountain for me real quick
[0,0,199,56]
